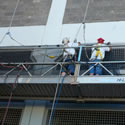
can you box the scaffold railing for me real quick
[0,44,125,77]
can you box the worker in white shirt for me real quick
[61,38,79,76]
[89,38,111,75]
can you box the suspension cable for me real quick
[49,76,65,125]
[1,92,13,125]
[83,0,90,43]
[83,0,91,60]
[8,0,21,32]
[47,38,76,125]
[1,66,23,125]
[0,0,24,46]
[74,0,90,41]
[48,1,91,124]
[73,0,91,60]
[48,64,63,125]
[7,32,24,46]
[0,34,7,45]
[48,38,76,125]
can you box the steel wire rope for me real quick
[41,23,70,125]
[83,0,91,60]
[48,64,64,125]
[0,0,24,46]
[74,0,90,41]
[47,2,90,121]
[43,26,69,125]
[46,3,91,124]
[7,32,24,46]
[48,20,78,125]
[48,74,65,125]
[73,0,91,60]
[3,64,22,89]
[47,35,72,124]
[47,1,92,124]
[42,24,68,125]
[48,3,92,121]
[1,66,24,125]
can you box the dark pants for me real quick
[61,55,75,75]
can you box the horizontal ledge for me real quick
[0,75,125,84]
[1,96,125,103]
[0,61,125,64]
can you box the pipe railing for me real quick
[0,44,125,51]
[0,45,125,76]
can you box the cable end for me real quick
[6,32,10,35]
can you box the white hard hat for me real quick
[62,37,70,45]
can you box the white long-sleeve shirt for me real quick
[90,43,110,60]
[63,42,76,56]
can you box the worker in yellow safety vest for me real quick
[89,38,111,75]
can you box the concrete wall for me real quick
[0,0,125,46]
[0,0,52,26]
[64,0,125,23]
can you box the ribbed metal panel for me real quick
[0,108,22,125]
[47,109,125,125]
[1,84,125,100]
[0,51,32,63]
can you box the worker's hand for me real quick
[107,42,111,45]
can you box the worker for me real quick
[89,38,111,75]
[72,39,81,61]
[61,37,76,76]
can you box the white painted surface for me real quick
[42,0,67,45]
[0,26,45,46]
[29,106,47,125]
[20,101,48,125]
[61,21,125,44]
[20,102,34,125]
[77,76,125,83]
[0,21,124,46]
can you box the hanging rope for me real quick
[74,0,90,41]
[48,74,65,125]
[48,41,77,125]
[73,0,91,60]
[1,66,23,125]
[83,0,91,60]
[48,64,65,125]
[83,0,90,43]
[8,0,21,32]
[7,32,24,46]
[45,1,91,122]
[48,1,91,124]
[0,0,24,46]
[0,34,7,45]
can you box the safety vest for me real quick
[95,45,103,60]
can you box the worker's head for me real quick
[78,42,81,46]
[97,38,104,44]
[62,37,70,45]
